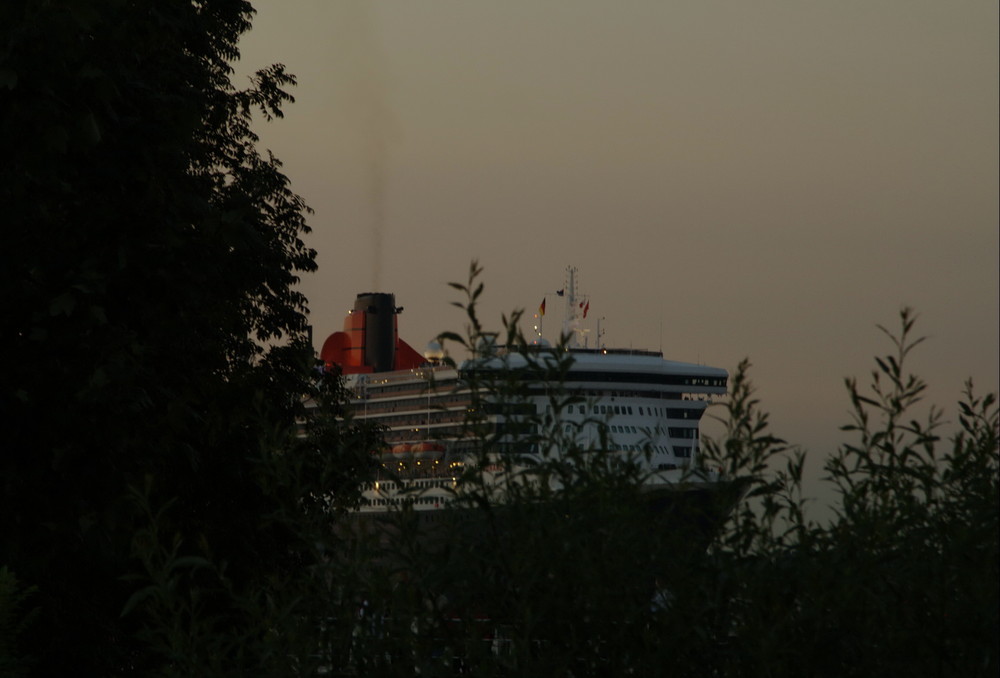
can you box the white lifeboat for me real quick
[411,442,445,461]
[390,443,412,461]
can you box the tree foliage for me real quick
[326,280,998,677]
[1,1,330,674]
[2,1,996,673]
[691,309,999,677]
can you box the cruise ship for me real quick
[319,269,730,518]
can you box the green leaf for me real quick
[49,293,75,316]
[0,67,17,89]
[119,586,158,618]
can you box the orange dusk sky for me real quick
[236,1,998,509]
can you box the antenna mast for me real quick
[563,266,583,348]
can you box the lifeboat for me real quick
[390,443,412,460]
[412,442,445,461]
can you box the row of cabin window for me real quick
[383,424,468,442]
[363,478,453,493]
[652,445,693,457]
[603,444,692,457]
[359,379,459,397]
[563,423,697,439]
[365,496,448,507]
[356,394,472,414]
[563,404,701,420]
[366,409,467,428]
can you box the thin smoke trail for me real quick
[335,0,395,292]
[369,129,387,293]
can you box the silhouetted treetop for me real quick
[1,2,319,674]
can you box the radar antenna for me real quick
[563,266,589,348]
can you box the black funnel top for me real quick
[353,293,397,372]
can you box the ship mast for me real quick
[563,266,585,348]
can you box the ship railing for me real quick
[354,365,455,388]
[493,344,664,359]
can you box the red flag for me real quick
[583,301,590,318]
[539,298,546,316]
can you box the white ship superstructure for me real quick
[319,269,728,515]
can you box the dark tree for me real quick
[0,1,323,674]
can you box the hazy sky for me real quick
[236,1,998,506]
